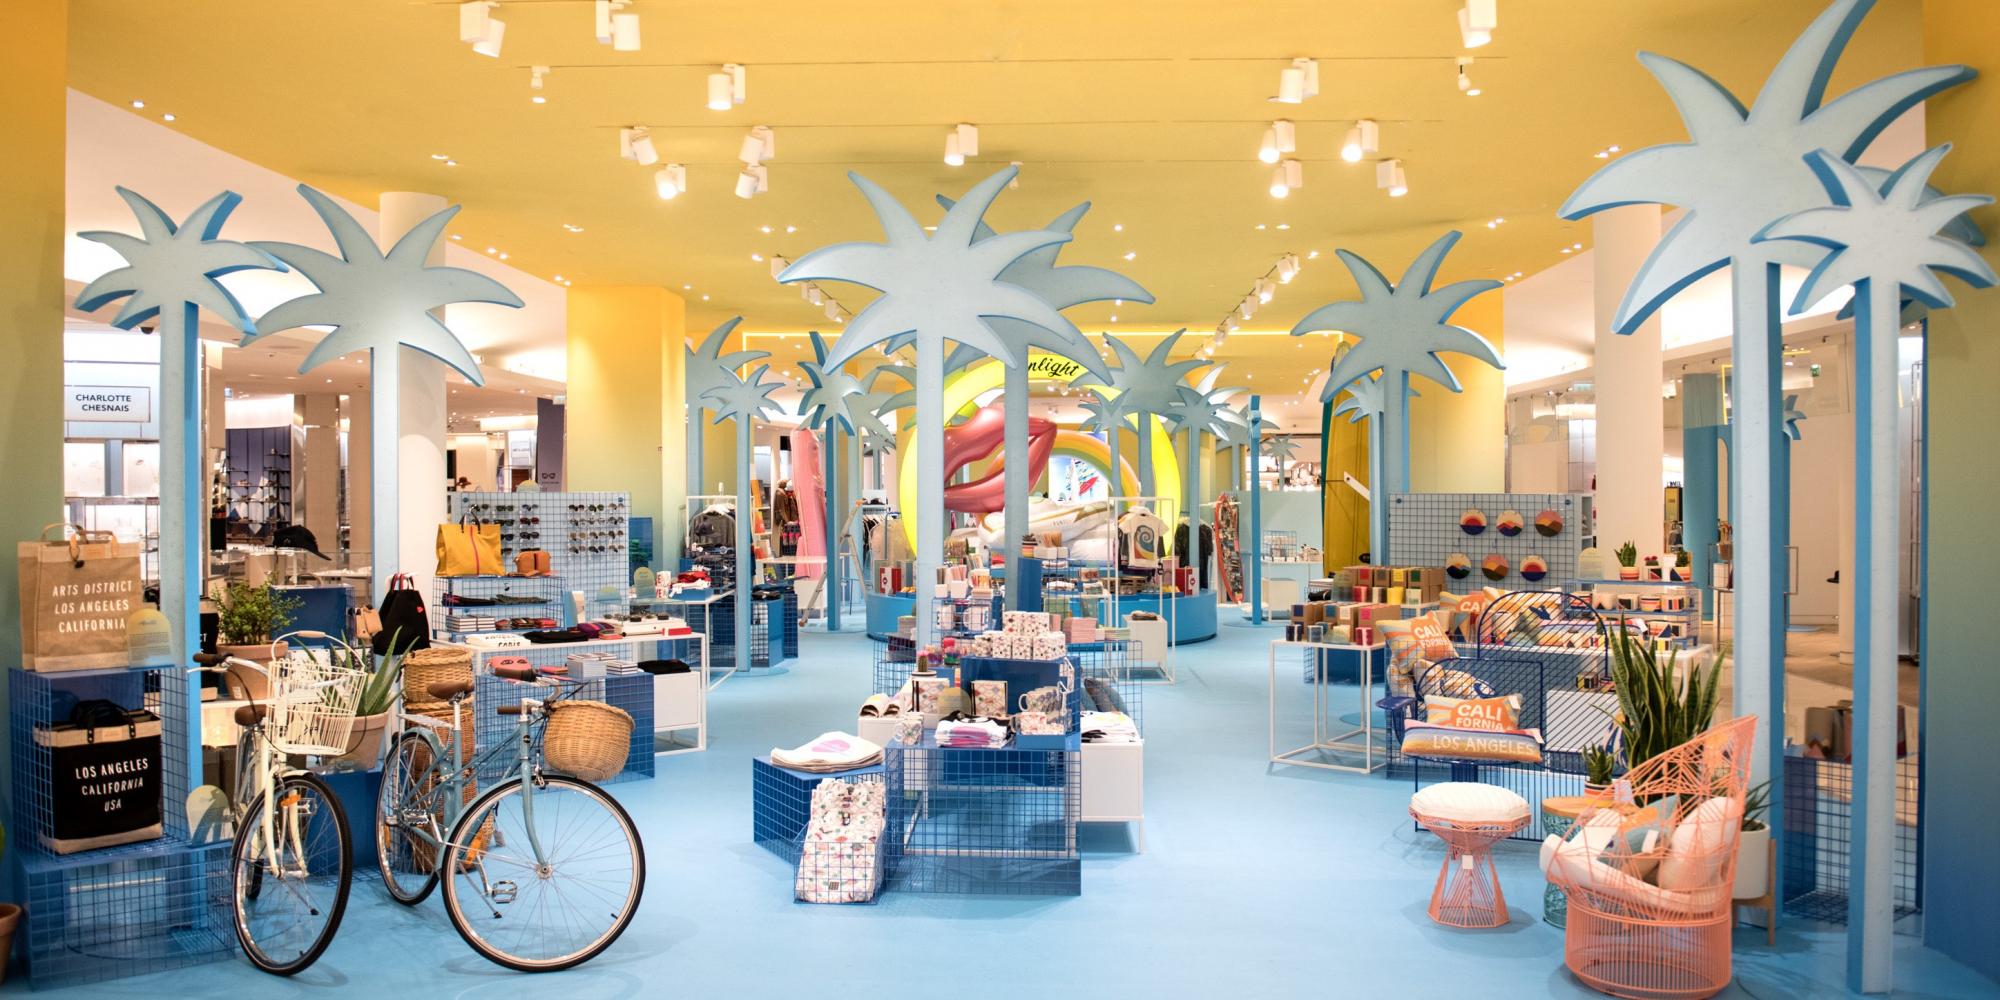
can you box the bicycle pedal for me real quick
[490,880,519,904]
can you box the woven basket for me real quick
[402,647,474,707]
[543,700,633,782]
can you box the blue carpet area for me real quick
[29,626,1996,999]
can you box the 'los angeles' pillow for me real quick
[1399,721,1543,765]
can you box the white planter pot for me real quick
[1733,824,1771,900]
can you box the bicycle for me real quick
[375,661,645,971]
[189,629,364,976]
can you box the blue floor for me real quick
[30,624,1998,998]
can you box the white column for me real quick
[379,192,450,600]
[297,394,341,550]
[1592,204,1666,562]
[345,391,371,567]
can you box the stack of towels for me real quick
[1080,710,1139,744]
[935,718,1008,749]
[772,732,884,773]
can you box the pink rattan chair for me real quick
[1542,716,1758,1000]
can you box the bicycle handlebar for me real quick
[492,664,539,682]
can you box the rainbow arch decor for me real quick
[895,353,1180,550]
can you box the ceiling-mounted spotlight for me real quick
[1257,128,1279,164]
[529,65,550,103]
[739,125,775,164]
[1339,119,1379,163]
[621,126,658,165]
[825,301,843,322]
[706,64,747,110]
[807,285,826,307]
[594,0,618,42]
[1255,279,1275,304]
[956,123,979,158]
[1239,296,1257,320]
[1257,120,1297,164]
[1269,158,1303,199]
[769,255,790,280]
[611,8,640,50]
[1459,0,1497,47]
[1271,57,1319,104]
[1376,158,1409,197]
[735,163,767,199]
[1277,253,1301,283]
[654,163,686,200]
[1457,57,1481,96]
[460,1,504,56]
[944,131,964,167]
[1008,162,1022,189]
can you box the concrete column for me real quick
[564,286,687,566]
[1592,204,1666,561]
[296,394,340,549]
[379,192,451,600]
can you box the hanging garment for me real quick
[687,504,737,552]
[1117,507,1167,571]
[1174,520,1216,590]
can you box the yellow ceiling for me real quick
[68,0,1929,386]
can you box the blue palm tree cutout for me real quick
[1074,329,1210,510]
[777,165,1073,646]
[73,187,283,730]
[250,183,524,593]
[686,316,771,494]
[704,364,789,674]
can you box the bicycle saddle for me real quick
[234,703,269,727]
[427,679,475,701]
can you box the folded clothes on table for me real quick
[772,731,884,772]
[935,718,1009,749]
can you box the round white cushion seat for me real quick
[1410,782,1530,825]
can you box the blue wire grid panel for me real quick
[449,491,632,626]
[17,837,234,989]
[871,634,919,695]
[1385,492,1593,590]
[883,734,1081,896]
[1068,640,1143,735]
[751,757,887,858]
[1781,751,1923,923]
[792,773,891,905]
[710,592,786,669]
[10,666,196,855]
[470,670,654,786]
[428,574,563,641]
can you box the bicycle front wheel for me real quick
[232,772,352,975]
[376,731,443,905]
[440,776,645,972]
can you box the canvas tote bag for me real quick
[17,524,143,672]
[36,699,164,853]
[436,514,503,577]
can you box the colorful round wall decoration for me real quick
[1481,554,1509,581]
[1496,509,1525,537]
[1520,554,1549,582]
[1535,509,1564,537]
[1446,552,1472,580]
[1460,508,1488,535]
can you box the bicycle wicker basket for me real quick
[542,700,633,781]
[267,655,368,756]
[401,646,474,706]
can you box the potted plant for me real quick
[1734,781,1773,900]
[1615,541,1641,581]
[1673,548,1693,582]
[1643,553,1664,581]
[1582,745,1617,799]
[0,822,17,982]
[1601,617,1720,770]
[216,581,302,666]
[328,640,407,769]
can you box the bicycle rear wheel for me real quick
[232,772,352,975]
[376,731,442,905]
[439,776,645,972]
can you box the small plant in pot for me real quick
[1734,781,1773,900]
[328,636,406,770]
[1643,553,1664,581]
[216,582,302,668]
[1582,745,1617,799]
[1615,541,1641,581]
[1673,547,1693,582]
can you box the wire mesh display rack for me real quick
[867,640,1142,735]
[883,732,1082,896]
[8,667,236,988]
[1781,752,1923,923]
[470,670,654,785]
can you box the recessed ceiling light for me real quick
[498,252,509,260]
[162,113,177,122]
[445,160,459,167]
[1307,250,1319,259]
[1123,251,1136,261]
[485,246,497,254]
[751,253,764,262]
[1109,315,1118,322]
[1255,224,1267,231]
[1573,242,1583,250]
[785,225,797,233]
[130,99,145,109]
[1113,224,1124,232]
[450,234,462,241]
[760,225,772,234]
[701,294,709,301]
[553,274,564,282]
[531,95,546,104]
[683,284,692,291]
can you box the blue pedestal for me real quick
[318,767,382,867]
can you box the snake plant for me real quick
[1602,617,1719,768]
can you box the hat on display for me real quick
[1446,552,1472,580]
[1481,554,1509,581]
[1459,509,1487,535]
[1496,509,1524,537]
[271,523,331,559]
[1535,509,1565,537]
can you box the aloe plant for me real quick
[1614,541,1639,569]
[1602,617,1720,768]
[1583,745,1617,786]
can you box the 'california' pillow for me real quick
[1399,721,1543,765]
[1425,693,1522,732]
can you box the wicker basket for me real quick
[542,700,633,782]
[401,646,474,707]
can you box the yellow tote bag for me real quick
[436,516,503,577]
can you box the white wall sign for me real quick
[66,386,152,422]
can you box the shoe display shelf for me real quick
[8,666,234,989]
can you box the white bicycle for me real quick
[190,629,365,975]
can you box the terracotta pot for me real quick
[218,641,287,700]
[0,903,20,983]
[1584,782,1613,801]
[1734,824,1771,900]
[1617,566,1641,581]
[330,711,392,769]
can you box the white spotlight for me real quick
[654,163,686,200]
[1008,162,1022,189]
[471,10,505,56]
[612,9,641,51]
[1457,57,1481,96]
[459,1,494,42]
[807,285,826,307]
[944,131,964,167]
[707,72,732,111]
[1273,119,1297,155]
[1274,66,1305,104]
[1340,119,1379,163]
[955,123,979,158]
[1269,158,1303,199]
[1256,279,1275,304]
[1258,128,1279,164]
[734,163,767,199]
[1377,158,1409,197]
[531,65,549,91]
[740,126,776,164]
[770,255,790,280]
[623,127,658,165]
[1239,296,1257,320]
[594,0,617,42]
[1459,1,1496,47]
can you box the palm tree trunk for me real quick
[1378,368,1414,560]
[1106,420,1122,502]
[1003,365,1028,611]
[735,415,753,676]
[688,411,705,495]
[160,303,203,778]
[915,346,944,649]
[1246,397,1263,622]
[1185,428,1203,587]
[1368,418,1388,562]
[823,423,840,630]
[1729,259,1786,813]
[1849,275,1899,978]
[371,346,400,597]
[1136,411,1154,499]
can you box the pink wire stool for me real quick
[1411,809,1529,928]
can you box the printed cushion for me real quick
[1410,781,1530,825]
[1400,721,1543,765]
[1424,694,1522,732]
[1658,795,1741,891]
[1408,612,1459,661]
[1600,800,1678,881]
[1411,659,1497,699]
